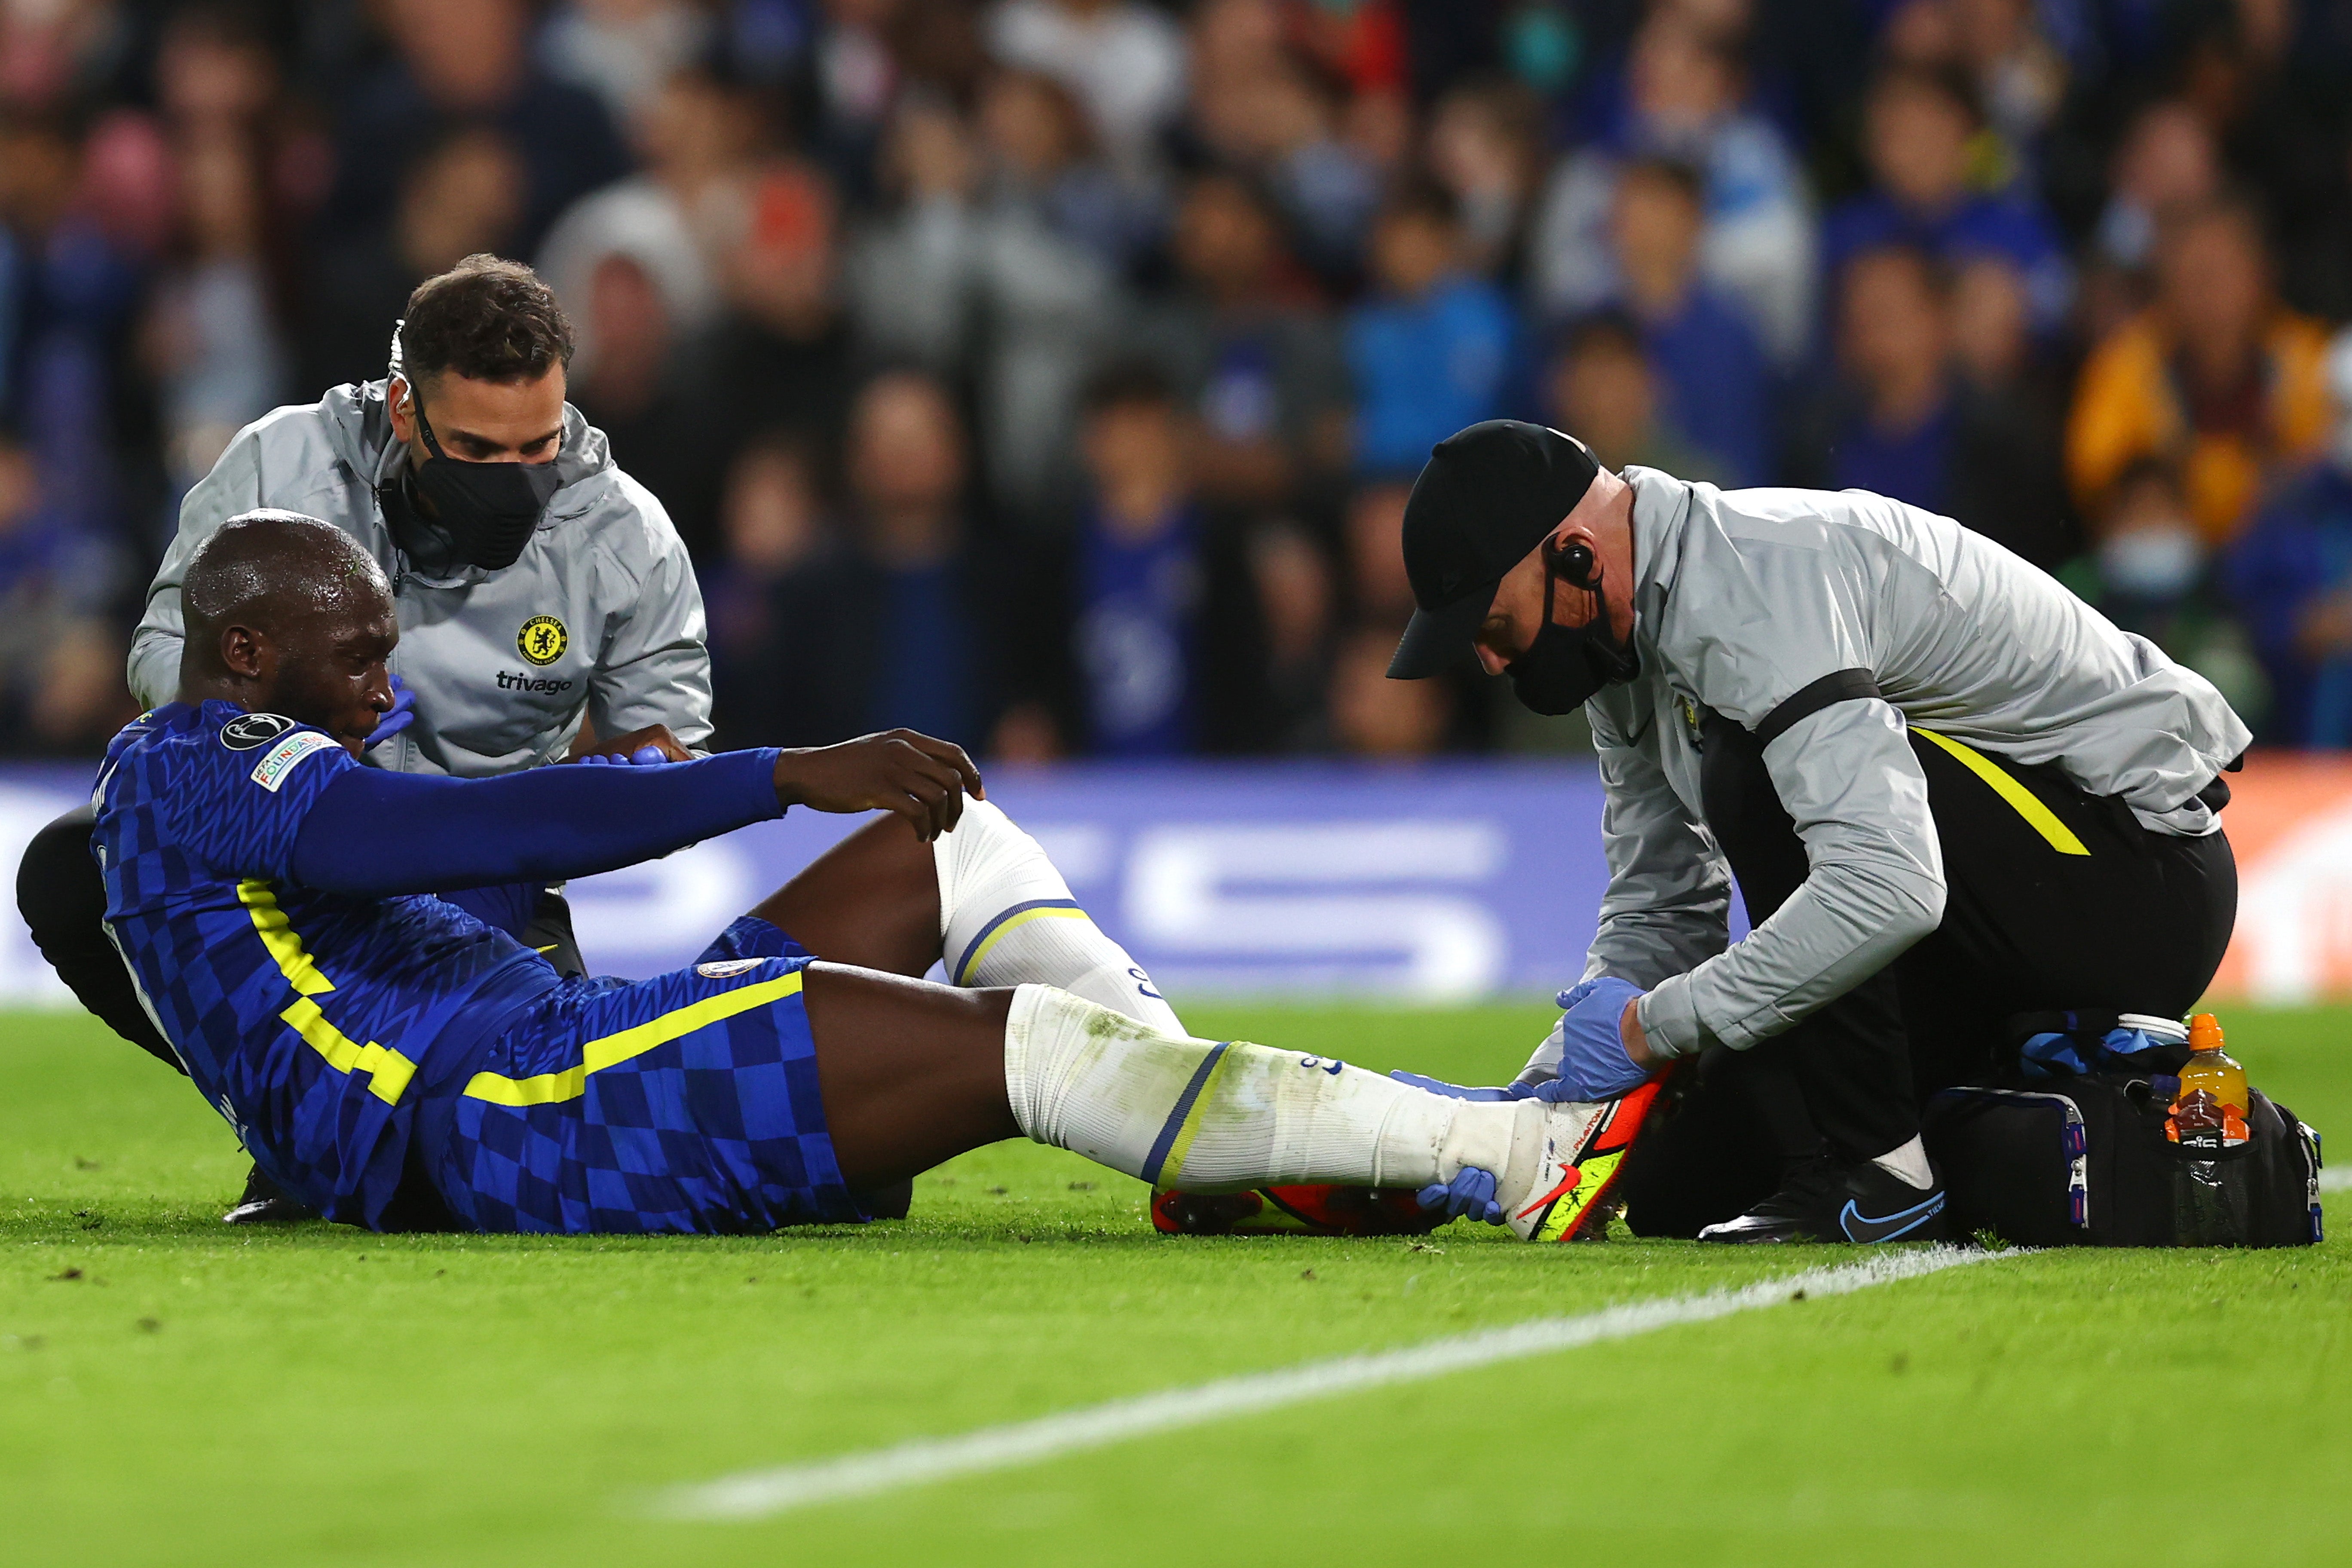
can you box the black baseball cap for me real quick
[1386,421,1600,679]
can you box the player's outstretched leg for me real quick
[431,958,1623,1237]
[808,971,1612,1238]
[748,804,1185,1034]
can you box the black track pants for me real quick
[18,805,181,1069]
[1617,720,2237,1236]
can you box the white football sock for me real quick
[1001,984,1528,1193]
[1871,1134,1935,1190]
[936,798,1185,1035]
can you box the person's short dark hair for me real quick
[1554,309,1650,369]
[1188,162,1264,208]
[1840,241,1952,303]
[1182,164,1294,246]
[1377,176,1461,232]
[1617,156,1705,208]
[0,104,86,163]
[1433,73,1545,152]
[2156,188,2270,260]
[1080,357,1176,416]
[183,510,388,641]
[1692,30,1746,81]
[2105,455,2187,508]
[735,426,821,471]
[730,426,834,509]
[396,254,575,389]
[1869,61,1982,129]
[165,0,271,51]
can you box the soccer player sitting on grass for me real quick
[92,511,1635,1237]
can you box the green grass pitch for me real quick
[3,1002,2348,1567]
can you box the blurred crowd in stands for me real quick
[6,0,2352,759]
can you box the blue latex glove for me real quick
[364,673,416,750]
[1554,979,1602,1011]
[1387,1069,1528,1101]
[576,745,674,766]
[1393,981,1614,1100]
[1530,976,1651,1102]
[1415,1165,1503,1224]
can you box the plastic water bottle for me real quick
[2171,1013,2249,1149]
[2180,1014,2248,1113]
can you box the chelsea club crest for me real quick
[517,615,568,667]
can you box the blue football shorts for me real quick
[427,916,866,1234]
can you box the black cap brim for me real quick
[1387,580,1500,679]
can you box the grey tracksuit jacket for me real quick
[1577,467,2248,1064]
[128,380,711,776]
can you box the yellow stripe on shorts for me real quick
[1912,729,2090,856]
[462,971,806,1108]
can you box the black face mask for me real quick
[1505,543,1639,715]
[405,397,563,571]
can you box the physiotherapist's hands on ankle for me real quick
[1530,977,1654,1101]
[773,729,986,840]
[1415,1165,1503,1223]
[1389,976,1660,1104]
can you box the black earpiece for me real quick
[1550,541,1599,589]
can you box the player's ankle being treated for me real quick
[1001,984,1529,1195]
[935,799,1185,1035]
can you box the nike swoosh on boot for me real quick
[1837,1190,1946,1243]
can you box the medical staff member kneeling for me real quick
[1385,421,2245,1243]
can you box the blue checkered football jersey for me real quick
[93,701,562,1226]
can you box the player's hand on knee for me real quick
[773,730,986,840]
[1387,1069,1527,1101]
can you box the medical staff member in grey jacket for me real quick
[132,252,708,774]
[18,254,708,1220]
[1386,422,2246,1243]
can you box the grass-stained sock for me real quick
[1001,985,1523,1193]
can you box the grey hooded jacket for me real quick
[128,380,711,776]
[1560,467,2249,1068]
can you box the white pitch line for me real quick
[652,1243,2014,1523]
[2319,1167,2349,1193]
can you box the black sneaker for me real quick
[1696,1155,1948,1244]
[223,1163,319,1225]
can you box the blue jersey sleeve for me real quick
[162,711,361,882]
[288,749,784,897]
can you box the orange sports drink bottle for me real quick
[2169,1013,2250,1149]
